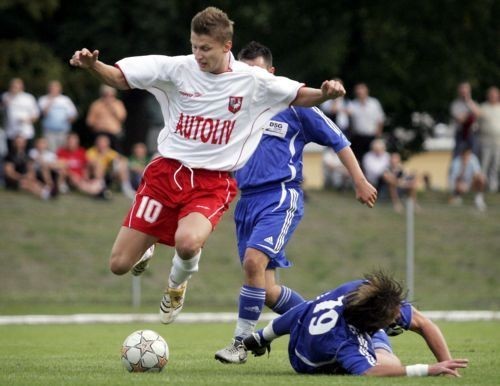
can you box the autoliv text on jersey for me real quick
[175,113,236,145]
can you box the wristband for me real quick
[406,364,429,377]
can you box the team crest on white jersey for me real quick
[228,96,243,113]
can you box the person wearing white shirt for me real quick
[69,6,347,325]
[1,78,39,148]
[38,80,78,152]
[348,83,385,161]
[362,138,390,188]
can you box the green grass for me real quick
[0,189,499,314]
[0,321,497,385]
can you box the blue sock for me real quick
[234,285,266,340]
[271,286,305,315]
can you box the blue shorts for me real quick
[235,185,304,269]
[372,329,393,353]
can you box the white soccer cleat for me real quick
[131,245,155,276]
[159,281,187,324]
[214,340,248,364]
[474,194,487,212]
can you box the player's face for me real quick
[191,32,232,74]
[240,57,275,74]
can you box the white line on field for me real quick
[0,311,499,325]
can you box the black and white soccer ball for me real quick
[121,329,169,372]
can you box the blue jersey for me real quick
[285,280,412,375]
[235,106,350,192]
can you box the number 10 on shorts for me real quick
[136,196,163,223]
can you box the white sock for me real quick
[168,250,201,288]
[234,319,256,340]
[262,322,279,341]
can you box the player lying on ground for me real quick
[241,271,468,377]
[214,41,377,364]
[69,7,346,324]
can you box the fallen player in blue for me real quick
[242,271,468,377]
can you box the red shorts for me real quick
[123,157,237,246]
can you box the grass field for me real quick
[0,321,498,385]
[0,189,499,384]
[0,189,499,314]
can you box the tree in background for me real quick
[1,0,498,153]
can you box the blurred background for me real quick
[1,0,498,151]
[0,0,499,314]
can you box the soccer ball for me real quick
[121,329,169,372]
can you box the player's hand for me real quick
[69,48,99,69]
[321,80,346,100]
[428,359,469,377]
[354,179,377,208]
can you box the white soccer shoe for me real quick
[474,194,487,212]
[214,340,248,364]
[131,245,155,276]
[159,281,187,324]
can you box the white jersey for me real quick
[116,53,303,171]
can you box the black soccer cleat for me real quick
[242,332,271,357]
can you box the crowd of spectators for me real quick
[0,77,151,200]
[1,77,498,212]
[321,81,499,212]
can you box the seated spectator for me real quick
[4,135,52,199]
[128,142,150,190]
[449,145,487,211]
[382,153,419,212]
[322,148,351,190]
[56,132,107,197]
[362,138,390,189]
[28,137,61,196]
[86,134,135,199]
[38,80,78,152]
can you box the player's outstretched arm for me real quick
[363,359,468,377]
[69,48,129,90]
[292,80,345,107]
[336,146,377,208]
[409,307,452,362]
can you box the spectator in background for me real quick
[86,134,135,199]
[320,78,350,135]
[322,148,352,190]
[382,152,419,213]
[0,127,7,187]
[468,86,500,192]
[347,83,385,161]
[57,132,106,197]
[1,78,39,149]
[362,138,390,190]
[450,81,479,158]
[38,80,78,152]
[128,142,150,190]
[28,137,60,196]
[4,135,52,199]
[449,145,486,211]
[86,84,127,151]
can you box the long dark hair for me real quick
[343,271,406,335]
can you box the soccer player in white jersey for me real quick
[69,7,347,324]
[214,41,377,364]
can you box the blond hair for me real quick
[191,7,234,43]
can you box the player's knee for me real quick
[243,253,267,278]
[175,232,203,258]
[109,250,130,275]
